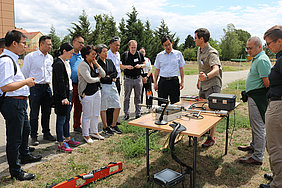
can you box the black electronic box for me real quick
[208,93,236,111]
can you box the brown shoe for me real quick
[239,157,262,165]
[238,145,254,152]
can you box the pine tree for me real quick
[48,25,61,56]
[68,10,91,44]
[91,14,118,45]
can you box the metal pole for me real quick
[193,137,197,188]
[225,114,230,155]
[146,128,150,181]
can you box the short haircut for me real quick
[96,44,107,54]
[195,28,210,43]
[128,40,137,46]
[54,42,73,57]
[110,36,120,44]
[5,30,27,47]
[0,38,5,48]
[81,45,96,60]
[39,35,51,46]
[161,35,172,45]
[248,36,262,46]
[264,25,282,41]
[72,34,84,42]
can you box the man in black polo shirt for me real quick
[121,40,146,120]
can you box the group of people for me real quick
[0,25,281,187]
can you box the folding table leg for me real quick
[146,128,150,181]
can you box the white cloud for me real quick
[229,6,242,11]
[14,0,282,43]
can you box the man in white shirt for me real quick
[154,35,185,105]
[0,30,41,181]
[22,36,55,146]
[106,36,122,134]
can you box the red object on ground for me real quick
[49,162,123,188]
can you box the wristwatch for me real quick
[205,73,209,80]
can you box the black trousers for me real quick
[158,77,180,105]
[106,78,121,126]
[141,75,153,106]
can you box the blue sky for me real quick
[15,0,282,43]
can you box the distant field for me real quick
[151,61,251,75]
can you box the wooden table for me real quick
[128,100,239,188]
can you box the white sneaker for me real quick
[90,133,105,140]
[83,136,94,144]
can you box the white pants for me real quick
[81,90,101,136]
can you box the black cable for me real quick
[189,101,208,110]
[184,113,204,120]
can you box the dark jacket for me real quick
[98,58,117,84]
[52,58,70,115]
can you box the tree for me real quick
[48,25,61,56]
[209,38,221,57]
[235,29,251,59]
[118,7,145,53]
[220,24,242,60]
[183,47,197,61]
[91,13,118,45]
[183,34,195,49]
[68,10,91,44]
[263,44,276,59]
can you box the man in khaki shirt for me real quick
[194,28,222,148]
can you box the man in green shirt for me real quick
[238,36,271,165]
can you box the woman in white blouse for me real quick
[78,45,106,143]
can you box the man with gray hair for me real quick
[238,36,271,165]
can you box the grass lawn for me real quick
[0,79,271,188]
[152,61,251,76]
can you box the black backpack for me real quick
[0,55,17,109]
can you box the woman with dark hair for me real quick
[96,44,122,135]
[52,43,80,152]
[78,45,105,143]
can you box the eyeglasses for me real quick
[245,47,253,51]
[266,40,276,47]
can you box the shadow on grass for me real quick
[118,140,260,188]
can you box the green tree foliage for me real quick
[183,47,197,61]
[263,44,276,59]
[48,25,61,55]
[183,34,195,49]
[91,14,118,45]
[68,10,91,44]
[235,29,251,59]
[220,23,242,60]
[118,7,145,53]
[209,38,222,57]
[142,20,159,62]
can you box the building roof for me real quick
[15,29,43,39]
[24,32,42,39]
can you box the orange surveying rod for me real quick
[49,162,123,188]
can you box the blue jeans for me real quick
[0,98,30,176]
[56,91,72,143]
[29,85,52,138]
